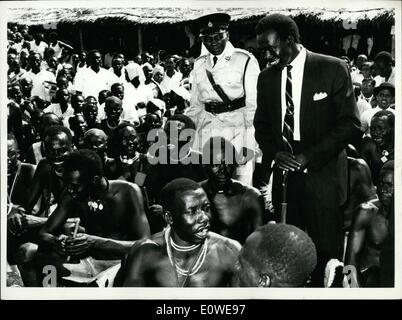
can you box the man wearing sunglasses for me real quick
[186,13,260,186]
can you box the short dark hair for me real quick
[63,149,104,181]
[255,14,300,43]
[160,178,201,213]
[240,223,317,287]
[111,82,124,94]
[372,110,394,128]
[362,78,376,87]
[374,51,393,64]
[44,125,73,145]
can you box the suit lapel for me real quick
[300,51,316,129]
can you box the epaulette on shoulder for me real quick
[194,54,208,64]
[233,48,255,59]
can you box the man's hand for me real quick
[274,152,300,172]
[8,210,26,236]
[294,154,309,172]
[51,234,68,256]
[65,233,90,257]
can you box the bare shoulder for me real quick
[127,232,165,259]
[110,179,142,194]
[208,231,242,254]
[353,201,379,228]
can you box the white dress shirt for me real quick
[73,67,114,98]
[44,103,75,122]
[281,45,307,141]
[26,69,56,102]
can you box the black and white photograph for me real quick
[1,0,400,300]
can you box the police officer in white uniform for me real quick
[186,13,260,185]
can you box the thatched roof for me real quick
[8,7,395,26]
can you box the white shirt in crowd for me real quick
[26,69,56,102]
[360,106,395,135]
[29,41,48,57]
[356,94,373,119]
[74,67,114,98]
[281,44,307,141]
[49,41,63,59]
[159,70,183,95]
[44,103,75,122]
[351,69,364,86]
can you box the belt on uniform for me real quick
[204,97,245,115]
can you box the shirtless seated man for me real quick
[7,134,37,286]
[345,161,394,287]
[201,137,265,244]
[36,149,150,286]
[116,178,241,287]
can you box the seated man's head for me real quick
[164,114,196,152]
[361,61,373,79]
[161,178,211,245]
[33,32,44,44]
[43,125,73,177]
[63,149,104,201]
[152,65,165,84]
[40,112,62,139]
[111,83,125,101]
[8,84,22,104]
[164,56,176,73]
[19,77,33,97]
[355,54,367,70]
[47,55,59,71]
[56,76,69,90]
[179,58,192,78]
[69,114,88,138]
[112,54,125,74]
[361,78,375,98]
[55,88,70,105]
[83,100,98,125]
[144,112,163,131]
[7,134,20,175]
[373,82,394,110]
[237,223,317,287]
[88,49,102,71]
[79,51,87,63]
[114,122,140,158]
[29,53,42,72]
[83,128,108,160]
[377,160,394,209]
[98,89,111,106]
[104,96,123,124]
[142,63,153,82]
[7,53,19,70]
[370,110,394,149]
[374,51,393,78]
[202,137,239,189]
[30,108,44,132]
[71,94,85,114]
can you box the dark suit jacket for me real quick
[254,50,361,206]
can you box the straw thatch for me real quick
[8,7,395,26]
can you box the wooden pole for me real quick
[79,26,84,51]
[137,25,143,54]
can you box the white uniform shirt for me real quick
[159,70,182,95]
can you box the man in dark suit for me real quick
[253,14,361,286]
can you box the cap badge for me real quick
[208,21,213,27]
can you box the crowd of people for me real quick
[6,12,395,289]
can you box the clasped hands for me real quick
[274,152,309,172]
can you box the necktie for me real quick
[283,64,295,153]
[213,56,218,67]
